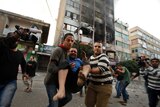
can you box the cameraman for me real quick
[0,29,27,107]
[144,58,160,107]
[131,55,150,93]
[131,55,150,79]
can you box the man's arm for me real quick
[91,54,109,74]
[47,47,63,73]
[131,71,140,80]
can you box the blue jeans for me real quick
[121,81,129,102]
[115,81,121,97]
[0,80,17,107]
[45,84,72,107]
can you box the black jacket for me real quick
[0,37,26,84]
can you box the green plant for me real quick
[73,40,93,59]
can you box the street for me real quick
[12,72,149,107]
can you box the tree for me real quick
[73,40,93,59]
[119,60,139,74]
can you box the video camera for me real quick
[136,56,150,68]
[15,25,42,43]
[2,25,42,49]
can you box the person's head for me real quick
[141,55,146,61]
[93,42,103,56]
[150,58,160,68]
[62,33,75,50]
[69,48,77,59]
[6,32,19,49]
[30,56,35,61]
[116,64,123,70]
[116,64,124,73]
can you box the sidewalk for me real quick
[13,72,149,107]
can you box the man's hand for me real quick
[70,62,75,68]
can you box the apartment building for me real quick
[129,26,160,59]
[114,19,131,61]
[54,0,115,47]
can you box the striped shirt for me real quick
[88,53,113,83]
[145,66,160,90]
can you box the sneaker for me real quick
[126,95,129,99]
[24,88,29,92]
[118,101,127,106]
[114,96,120,98]
[26,88,32,93]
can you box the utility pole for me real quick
[92,0,95,46]
[104,0,107,53]
[78,0,82,42]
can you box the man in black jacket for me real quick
[0,29,26,107]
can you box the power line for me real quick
[45,0,54,20]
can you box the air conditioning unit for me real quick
[81,22,88,27]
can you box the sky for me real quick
[0,0,160,45]
[114,0,160,39]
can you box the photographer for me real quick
[144,58,160,107]
[131,55,150,79]
[131,55,150,93]
[0,27,27,107]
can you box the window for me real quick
[67,25,71,31]
[63,23,77,32]
[116,41,123,47]
[137,31,143,36]
[65,11,71,18]
[131,39,138,45]
[67,0,74,7]
[135,49,138,52]
[122,34,129,41]
[73,13,79,21]
[95,11,102,19]
[73,2,80,10]
[115,31,121,37]
[142,41,147,48]
[63,23,67,30]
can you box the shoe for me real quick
[118,101,127,106]
[26,88,32,93]
[24,88,29,92]
[114,96,120,98]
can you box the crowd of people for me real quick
[0,30,160,107]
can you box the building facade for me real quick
[54,0,115,47]
[114,19,131,61]
[129,26,160,59]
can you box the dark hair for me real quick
[116,63,122,67]
[62,33,74,41]
[94,41,102,44]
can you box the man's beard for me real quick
[69,55,76,59]
[152,65,158,68]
